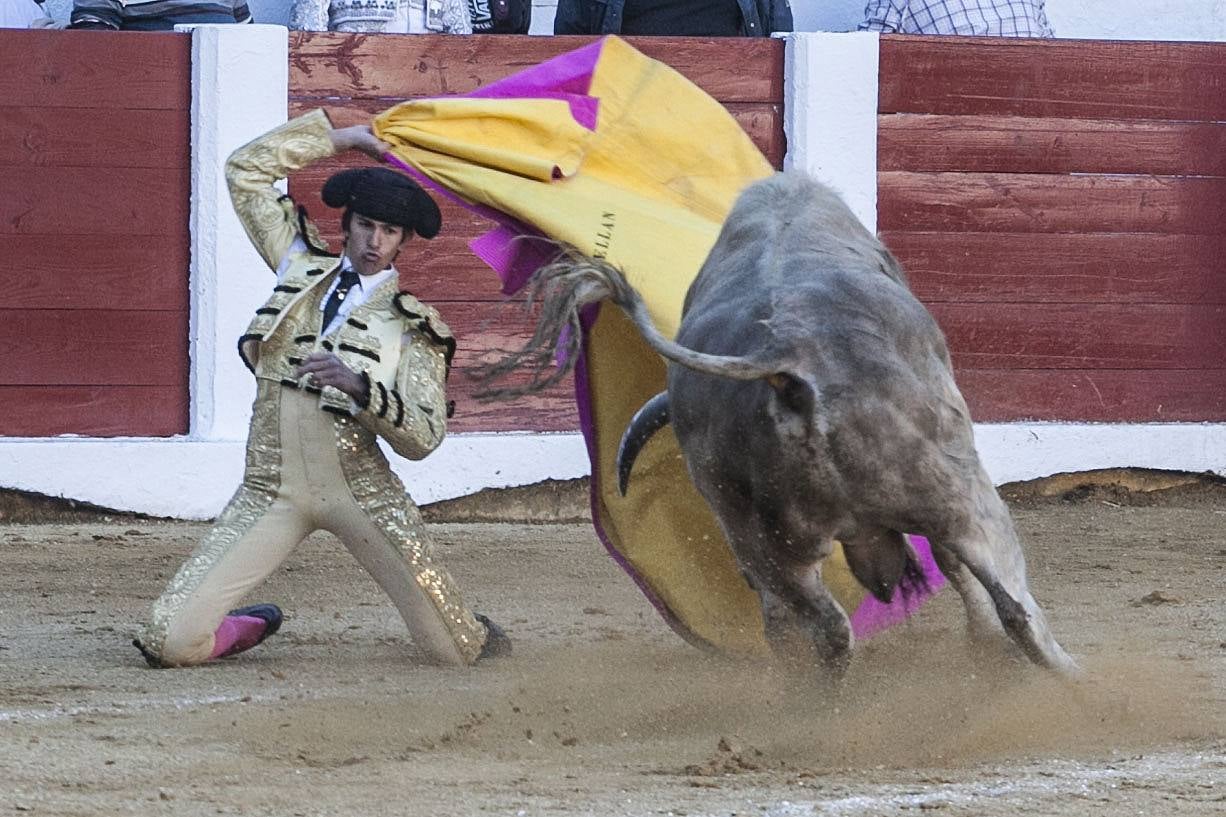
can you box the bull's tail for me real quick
[472,249,778,400]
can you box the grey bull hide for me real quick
[484,172,1078,676]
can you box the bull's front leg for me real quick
[696,477,853,676]
[782,563,854,677]
[733,532,854,677]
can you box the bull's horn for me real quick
[616,391,671,496]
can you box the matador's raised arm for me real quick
[224,109,337,271]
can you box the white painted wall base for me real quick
[972,424,1226,485]
[0,433,589,520]
[5,425,1223,519]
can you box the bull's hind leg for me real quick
[928,546,1004,643]
[933,481,1079,676]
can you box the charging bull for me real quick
[484,172,1078,676]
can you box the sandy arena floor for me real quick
[1,482,1223,816]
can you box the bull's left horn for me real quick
[616,391,671,496]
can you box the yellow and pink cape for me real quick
[372,36,943,654]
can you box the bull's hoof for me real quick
[810,624,853,681]
[764,629,851,680]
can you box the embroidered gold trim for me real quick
[333,415,486,664]
[141,382,283,660]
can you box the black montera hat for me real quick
[321,167,442,238]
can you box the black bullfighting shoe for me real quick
[132,638,165,669]
[475,613,511,660]
[215,603,284,658]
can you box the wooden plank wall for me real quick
[6,32,1219,437]
[878,35,1226,422]
[287,33,785,432]
[0,30,191,437]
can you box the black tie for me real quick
[321,269,361,334]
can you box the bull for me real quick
[484,172,1079,676]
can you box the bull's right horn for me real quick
[616,391,671,496]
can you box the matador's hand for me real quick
[328,125,392,161]
[296,353,369,405]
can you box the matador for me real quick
[134,109,509,667]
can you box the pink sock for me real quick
[209,615,268,659]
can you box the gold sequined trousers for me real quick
[140,383,488,666]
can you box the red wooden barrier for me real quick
[877,35,1226,423]
[0,30,191,437]
[7,30,1222,437]
[287,33,786,433]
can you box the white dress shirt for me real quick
[274,237,397,337]
[318,258,396,337]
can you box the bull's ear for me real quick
[765,372,816,416]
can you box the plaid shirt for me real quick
[859,0,1054,37]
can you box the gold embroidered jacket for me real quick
[224,108,455,461]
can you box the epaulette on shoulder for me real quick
[394,291,457,370]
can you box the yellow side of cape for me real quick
[375,37,865,654]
